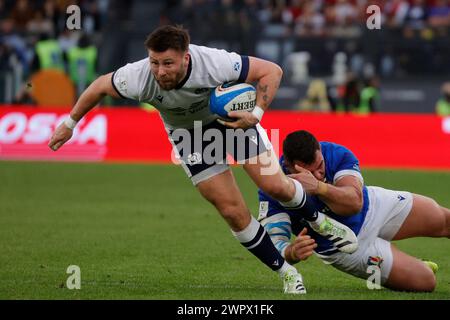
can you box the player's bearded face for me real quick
[149,49,189,90]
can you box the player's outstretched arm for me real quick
[48,73,119,151]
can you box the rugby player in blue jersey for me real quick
[259,130,449,292]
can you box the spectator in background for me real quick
[27,9,55,39]
[81,0,103,34]
[239,0,261,56]
[282,0,303,28]
[0,0,9,21]
[58,29,80,54]
[294,0,326,37]
[33,34,64,71]
[428,0,450,28]
[262,0,286,24]
[214,0,240,47]
[339,72,360,112]
[357,76,380,114]
[67,33,97,96]
[436,82,450,116]
[333,0,357,26]
[298,79,331,112]
[384,0,410,28]
[403,0,428,30]
[43,0,60,35]
[9,0,34,32]
[0,18,31,74]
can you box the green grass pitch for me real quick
[0,161,449,299]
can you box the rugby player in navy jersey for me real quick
[48,25,358,294]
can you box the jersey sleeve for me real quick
[198,46,249,85]
[111,58,149,101]
[332,145,364,184]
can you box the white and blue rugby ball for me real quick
[209,82,256,120]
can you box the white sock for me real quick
[279,178,306,208]
[231,217,260,243]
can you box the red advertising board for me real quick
[0,106,449,170]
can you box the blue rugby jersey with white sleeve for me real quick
[258,142,370,256]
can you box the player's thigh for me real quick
[393,193,449,240]
[326,237,392,285]
[196,169,251,230]
[369,187,413,240]
[385,244,436,292]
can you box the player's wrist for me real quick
[285,245,299,263]
[316,181,328,196]
[63,116,78,130]
[251,105,264,122]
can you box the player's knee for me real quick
[419,272,436,292]
[411,268,436,292]
[442,206,450,238]
[423,197,449,237]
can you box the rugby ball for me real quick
[209,82,256,120]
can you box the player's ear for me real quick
[183,52,190,65]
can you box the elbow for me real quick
[339,193,363,216]
[273,63,283,80]
[349,193,364,215]
[350,202,363,215]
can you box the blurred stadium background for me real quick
[1,0,450,112]
[0,0,449,299]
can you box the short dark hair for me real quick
[144,25,190,52]
[283,130,320,165]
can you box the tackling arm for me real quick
[290,166,363,216]
[315,176,363,216]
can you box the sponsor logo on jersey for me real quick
[194,88,209,94]
[188,101,207,114]
[258,201,269,220]
[397,195,406,201]
[187,152,202,165]
[367,255,383,267]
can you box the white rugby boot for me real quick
[309,215,358,254]
[283,268,306,294]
